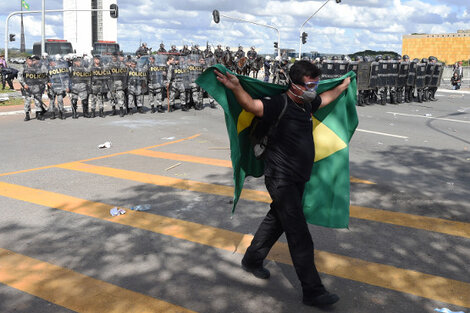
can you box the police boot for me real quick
[151,105,156,113]
[99,108,105,118]
[111,106,117,116]
[210,101,216,108]
[59,110,66,120]
[157,105,164,113]
[24,112,30,121]
[181,104,189,111]
[195,103,203,110]
[91,109,96,118]
[71,100,78,119]
[169,105,174,112]
[138,106,144,114]
[119,107,125,117]
[50,111,56,120]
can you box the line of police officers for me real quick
[317,54,443,106]
[18,51,217,121]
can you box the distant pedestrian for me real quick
[451,72,461,90]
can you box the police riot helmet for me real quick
[395,55,402,61]
[251,46,255,50]
[226,46,230,50]
[413,58,420,63]
[375,55,383,61]
[421,58,428,63]
[171,45,176,49]
[403,55,410,61]
[331,55,339,61]
[265,55,271,61]
[384,55,391,61]
[428,56,437,62]
[355,56,363,62]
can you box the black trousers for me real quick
[243,176,325,296]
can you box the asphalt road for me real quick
[0,90,469,313]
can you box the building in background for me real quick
[63,0,117,56]
[402,30,470,64]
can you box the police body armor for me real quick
[397,61,410,88]
[148,54,167,89]
[70,59,92,94]
[127,59,148,96]
[48,59,70,93]
[174,56,190,89]
[334,61,349,78]
[321,61,335,80]
[23,62,48,95]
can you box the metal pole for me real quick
[20,1,25,52]
[298,0,331,59]
[41,0,45,56]
[219,13,281,58]
[4,8,115,61]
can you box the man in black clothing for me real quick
[215,60,350,307]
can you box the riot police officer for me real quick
[235,45,245,60]
[247,46,257,61]
[428,56,439,101]
[90,55,110,118]
[108,53,128,116]
[47,56,71,119]
[214,45,224,63]
[168,55,188,111]
[127,58,148,114]
[191,44,202,55]
[148,54,167,113]
[180,45,190,55]
[168,45,178,53]
[157,43,166,53]
[69,57,92,118]
[18,56,48,121]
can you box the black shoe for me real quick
[181,105,189,111]
[241,259,270,279]
[50,112,56,120]
[59,111,65,120]
[119,107,124,117]
[138,107,144,114]
[151,105,156,113]
[91,109,96,118]
[99,108,105,118]
[111,106,117,116]
[303,291,340,307]
[24,112,30,121]
[157,105,164,113]
[169,105,174,112]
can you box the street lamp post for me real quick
[298,0,341,59]
[212,10,281,58]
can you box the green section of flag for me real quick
[196,64,358,228]
[22,0,30,10]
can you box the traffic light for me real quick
[110,4,118,18]
[212,10,220,23]
[301,32,308,44]
[274,42,278,48]
[9,34,15,42]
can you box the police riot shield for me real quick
[108,56,128,91]
[406,61,417,87]
[148,54,167,87]
[127,58,148,95]
[91,56,111,93]
[397,61,410,88]
[356,62,372,91]
[334,61,349,78]
[347,61,359,75]
[70,58,92,93]
[23,59,48,95]
[321,60,336,80]
[176,55,191,89]
[424,62,435,87]
[430,63,443,88]
[47,57,70,93]
[388,60,400,88]
[188,54,204,86]
[376,61,388,88]
[414,63,427,89]
[369,62,379,89]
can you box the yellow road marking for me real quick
[0,134,201,177]
[0,181,469,308]
[0,248,196,313]
[130,149,233,168]
[130,149,375,184]
[56,162,470,239]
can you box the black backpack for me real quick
[249,94,288,159]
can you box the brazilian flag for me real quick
[196,64,358,228]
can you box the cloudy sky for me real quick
[2,0,469,55]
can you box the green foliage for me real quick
[349,50,400,59]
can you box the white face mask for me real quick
[290,82,318,104]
